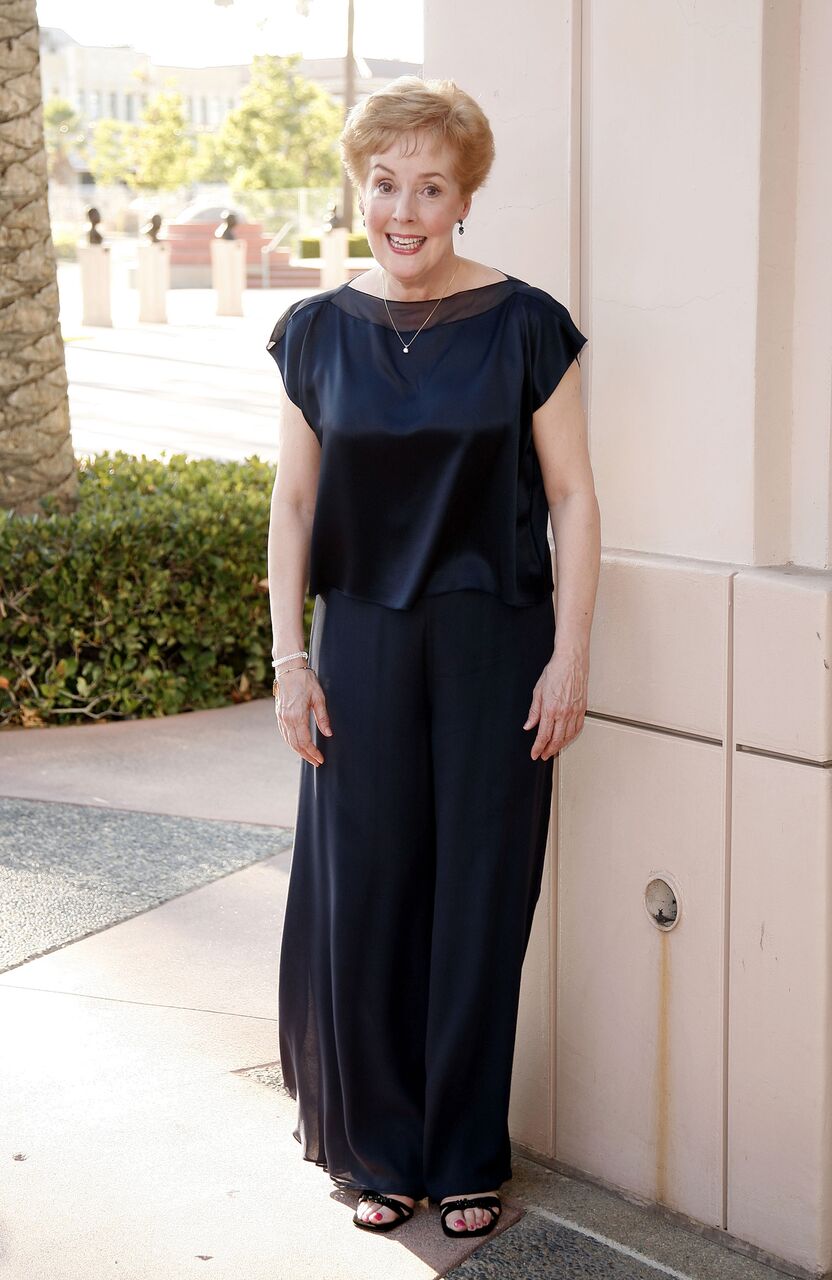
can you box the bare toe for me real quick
[440,1190,500,1234]
[358,1192,414,1225]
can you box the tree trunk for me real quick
[0,0,77,515]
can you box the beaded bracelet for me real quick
[272,649,309,670]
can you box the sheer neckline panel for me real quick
[330,275,519,330]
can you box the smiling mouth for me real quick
[386,234,427,251]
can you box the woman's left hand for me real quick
[523,647,589,760]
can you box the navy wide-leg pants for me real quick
[277,586,555,1202]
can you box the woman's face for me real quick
[360,133,471,284]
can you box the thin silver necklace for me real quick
[381,261,461,353]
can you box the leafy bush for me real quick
[0,451,313,729]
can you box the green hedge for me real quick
[0,451,314,729]
[298,232,371,259]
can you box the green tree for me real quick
[43,96,86,182]
[88,118,139,187]
[127,88,194,190]
[191,130,231,185]
[218,53,342,191]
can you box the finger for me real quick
[285,718,324,767]
[539,715,566,759]
[530,707,558,758]
[560,707,585,749]
[541,715,572,759]
[523,685,541,730]
[299,701,327,763]
[543,708,583,758]
[297,730,324,766]
[312,691,333,737]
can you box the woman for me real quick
[266,76,601,1239]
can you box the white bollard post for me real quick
[77,242,112,327]
[137,240,170,323]
[211,238,246,316]
[320,226,349,290]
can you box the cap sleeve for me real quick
[266,299,320,437]
[524,292,588,413]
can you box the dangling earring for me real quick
[458,219,465,235]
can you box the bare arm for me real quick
[533,359,601,662]
[267,372,320,653]
[522,359,601,759]
[267,363,332,764]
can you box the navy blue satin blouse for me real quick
[266,273,587,611]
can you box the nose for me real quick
[392,189,417,223]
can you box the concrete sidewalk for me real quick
[0,701,796,1280]
[56,259,317,465]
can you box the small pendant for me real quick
[403,345,409,353]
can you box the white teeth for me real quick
[388,235,425,245]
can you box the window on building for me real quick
[125,94,134,121]
[109,91,118,116]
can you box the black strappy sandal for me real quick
[352,1190,416,1233]
[439,1193,502,1238]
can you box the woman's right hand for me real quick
[274,667,333,767]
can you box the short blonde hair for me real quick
[340,76,495,200]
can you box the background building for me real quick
[39,25,421,180]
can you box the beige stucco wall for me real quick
[424,0,832,1273]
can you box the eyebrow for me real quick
[370,164,446,179]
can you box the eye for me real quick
[424,185,441,197]
[375,180,393,193]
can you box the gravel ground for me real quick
[0,795,293,973]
